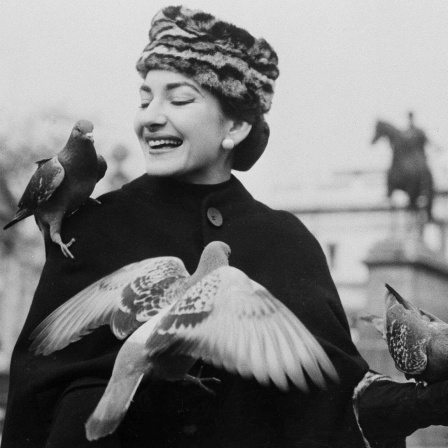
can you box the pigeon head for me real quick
[203,241,231,266]
[72,120,94,142]
[189,241,231,285]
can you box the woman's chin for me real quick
[144,159,183,178]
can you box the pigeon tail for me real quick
[3,209,32,230]
[85,372,144,441]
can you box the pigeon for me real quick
[3,119,107,259]
[29,241,339,441]
[361,284,448,384]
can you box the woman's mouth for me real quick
[147,138,183,150]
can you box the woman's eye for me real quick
[171,99,194,106]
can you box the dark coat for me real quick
[2,174,369,448]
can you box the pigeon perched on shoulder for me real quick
[3,119,107,259]
[29,241,339,441]
[361,284,448,384]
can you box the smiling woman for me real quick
[3,5,448,448]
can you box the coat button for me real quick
[207,207,223,227]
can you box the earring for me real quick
[222,138,235,150]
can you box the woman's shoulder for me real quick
[251,199,314,235]
[248,199,326,257]
[60,177,150,238]
[95,175,146,204]
[78,175,151,214]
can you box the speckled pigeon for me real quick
[3,120,107,259]
[361,284,448,384]
[29,241,339,441]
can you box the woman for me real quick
[2,6,448,448]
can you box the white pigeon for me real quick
[29,241,339,441]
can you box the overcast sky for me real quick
[1,0,448,203]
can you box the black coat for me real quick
[2,174,369,447]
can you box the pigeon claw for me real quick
[59,238,76,259]
[184,366,221,395]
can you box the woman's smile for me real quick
[143,132,183,153]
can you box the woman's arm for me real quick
[355,372,448,447]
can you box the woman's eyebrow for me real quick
[166,82,204,97]
[140,84,151,93]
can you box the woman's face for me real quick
[134,70,235,184]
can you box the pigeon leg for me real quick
[183,366,221,394]
[52,233,76,259]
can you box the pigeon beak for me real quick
[85,132,94,142]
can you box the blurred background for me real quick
[1,1,448,446]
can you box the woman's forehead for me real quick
[142,70,204,94]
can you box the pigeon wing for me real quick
[18,156,65,211]
[29,256,189,355]
[418,308,448,325]
[96,154,108,182]
[147,266,339,393]
[386,303,430,375]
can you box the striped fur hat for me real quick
[136,6,279,171]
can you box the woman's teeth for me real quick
[148,139,182,149]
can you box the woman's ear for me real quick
[226,120,252,147]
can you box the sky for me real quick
[1,0,448,204]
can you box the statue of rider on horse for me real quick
[372,112,434,221]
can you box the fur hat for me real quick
[136,6,279,171]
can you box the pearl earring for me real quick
[222,138,235,150]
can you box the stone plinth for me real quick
[364,237,448,321]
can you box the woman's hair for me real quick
[212,90,262,125]
[212,90,269,171]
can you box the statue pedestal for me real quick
[363,237,448,322]
[358,237,448,447]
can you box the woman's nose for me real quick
[141,103,167,130]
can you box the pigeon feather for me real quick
[29,256,190,355]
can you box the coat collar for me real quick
[121,174,254,211]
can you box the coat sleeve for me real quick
[355,371,448,448]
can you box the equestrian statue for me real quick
[372,112,434,221]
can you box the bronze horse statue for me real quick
[372,119,434,221]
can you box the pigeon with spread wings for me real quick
[30,241,339,441]
[361,284,448,384]
[3,119,107,259]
